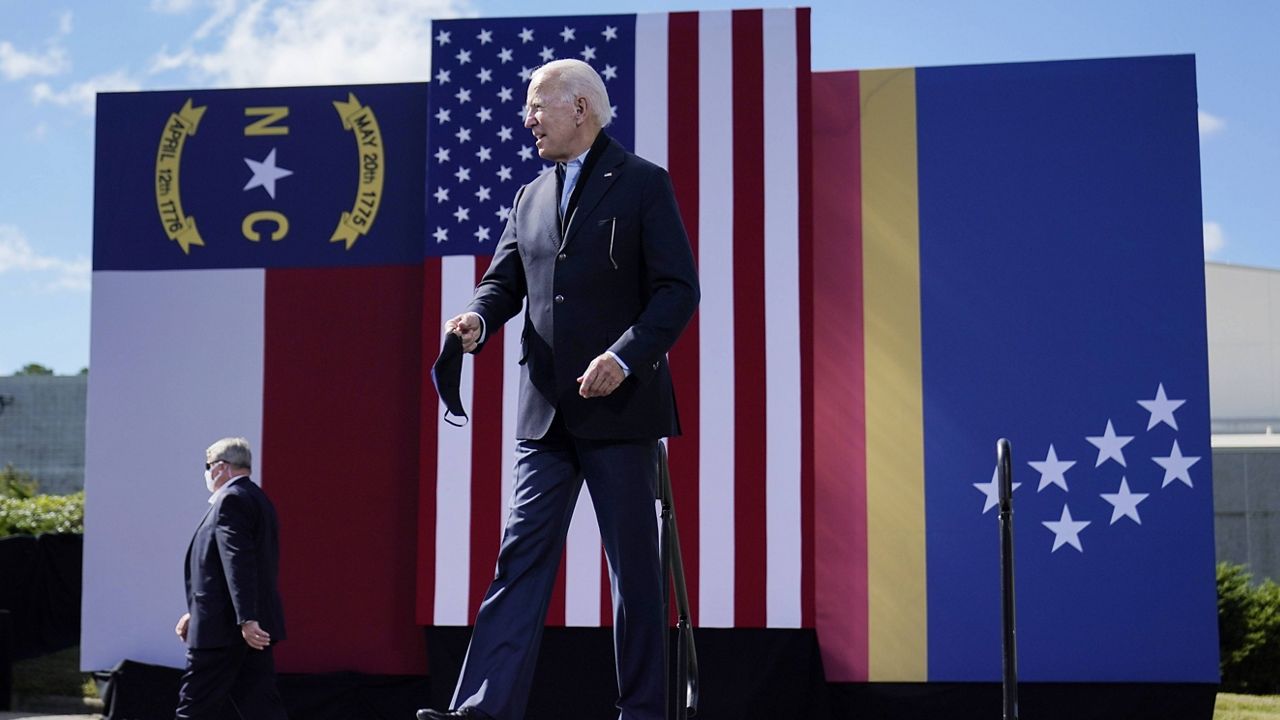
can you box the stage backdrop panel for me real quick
[813,55,1218,684]
[416,8,815,632]
[85,83,430,675]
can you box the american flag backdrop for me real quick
[416,9,815,631]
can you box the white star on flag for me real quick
[242,148,293,199]
[474,226,491,242]
[539,46,556,62]
[477,29,493,45]
[433,187,449,203]
[1138,383,1185,431]
[436,30,451,45]
[498,48,513,63]
[455,88,472,104]
[560,26,576,42]
[497,166,513,181]
[1153,440,1200,488]
[602,64,618,81]
[1100,477,1148,524]
[1028,443,1076,492]
[434,147,451,163]
[435,108,451,124]
[602,25,618,41]
[435,69,451,85]
[498,87,514,103]
[477,107,493,123]
[581,45,597,61]
[1086,420,1134,467]
[454,166,471,182]
[497,126,513,142]
[433,227,448,242]
[477,68,493,84]
[475,185,491,202]
[456,49,472,65]
[1043,504,1091,552]
[518,27,534,43]
[453,206,470,223]
[476,146,492,162]
[973,467,1021,514]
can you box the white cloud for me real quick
[151,0,200,12]
[0,41,69,80]
[1203,221,1226,258]
[1198,110,1224,137]
[0,225,90,292]
[58,10,74,35]
[149,0,472,87]
[31,70,142,115]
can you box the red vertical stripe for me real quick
[469,258,504,618]
[731,9,768,628]
[417,260,442,626]
[812,71,869,681]
[546,547,567,626]
[796,7,817,630]
[665,10,701,627]
[264,266,427,675]
[600,548,613,627]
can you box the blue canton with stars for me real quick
[426,15,635,256]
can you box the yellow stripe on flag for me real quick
[860,68,927,682]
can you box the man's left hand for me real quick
[241,620,271,650]
[577,354,625,398]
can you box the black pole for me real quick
[997,438,1019,720]
[658,443,699,719]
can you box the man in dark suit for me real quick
[174,437,287,719]
[419,59,700,720]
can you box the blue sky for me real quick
[1,0,1275,374]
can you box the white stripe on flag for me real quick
[762,8,803,629]
[697,9,736,629]
[565,487,603,625]
[634,13,669,170]
[434,254,478,625]
[501,310,522,542]
[82,269,265,670]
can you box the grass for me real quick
[1217,693,1280,720]
[10,645,97,699]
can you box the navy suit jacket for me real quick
[184,476,286,649]
[468,133,700,440]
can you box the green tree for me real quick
[1219,561,1280,693]
[14,362,54,376]
[0,464,39,499]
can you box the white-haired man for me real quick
[420,58,700,720]
[175,437,287,719]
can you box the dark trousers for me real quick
[175,642,288,720]
[452,417,665,720]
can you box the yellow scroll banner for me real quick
[330,93,385,250]
[154,99,207,254]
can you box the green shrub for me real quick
[0,491,84,536]
[1,463,39,499]
[1219,561,1280,694]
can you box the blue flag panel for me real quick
[917,55,1217,682]
[94,83,426,271]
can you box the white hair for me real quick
[207,437,252,471]
[532,58,613,128]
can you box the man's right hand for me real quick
[175,612,190,642]
[445,312,483,353]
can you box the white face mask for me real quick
[204,468,216,493]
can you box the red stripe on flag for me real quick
[796,6,817,630]
[418,260,442,626]
[731,9,768,629]
[600,548,612,627]
[665,9,701,627]
[469,258,504,618]
[265,266,426,675]
[547,546,567,626]
[812,70,869,681]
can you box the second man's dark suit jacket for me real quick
[184,476,286,649]
[467,132,701,441]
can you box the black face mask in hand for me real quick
[432,332,468,427]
